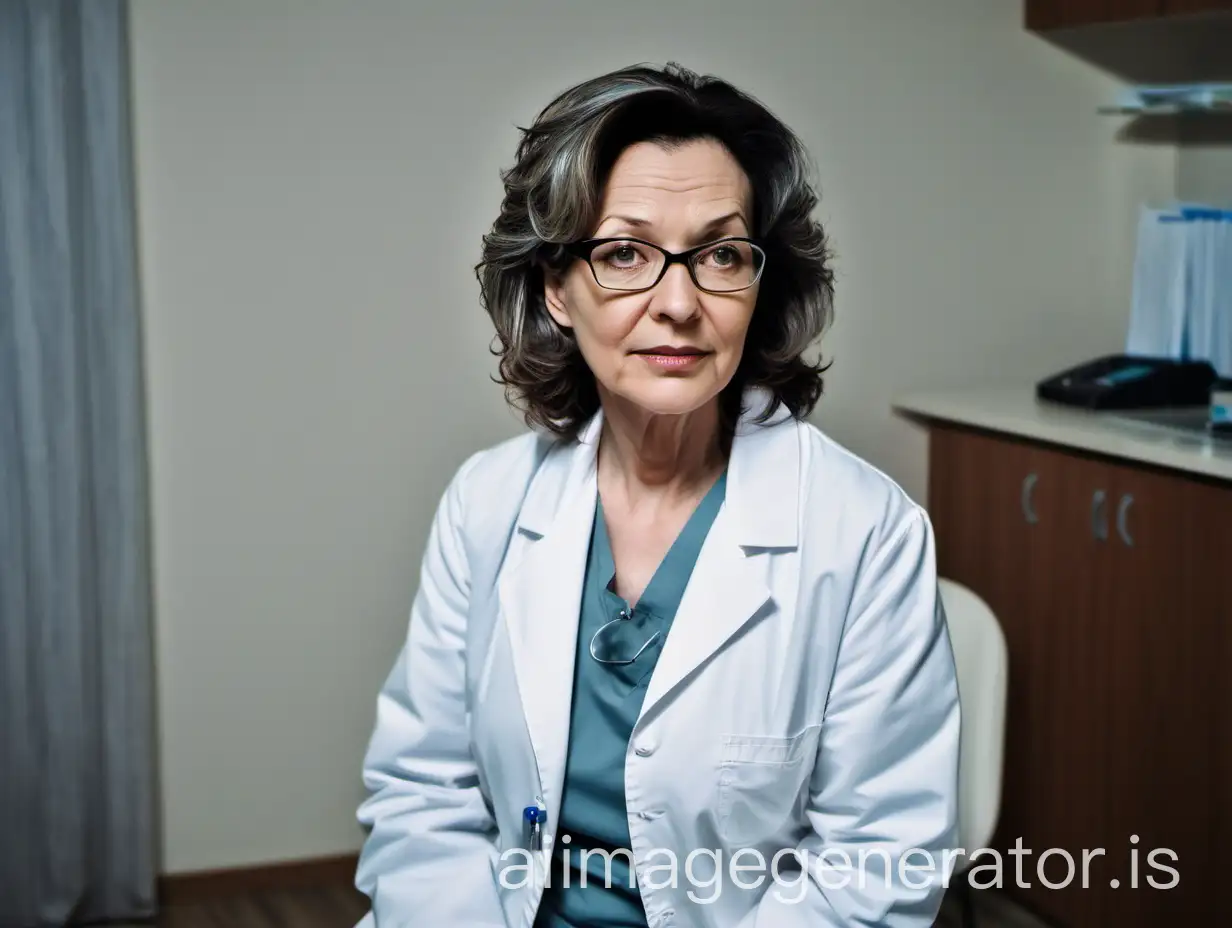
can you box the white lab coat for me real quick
[354,391,961,928]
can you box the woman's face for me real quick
[544,138,759,421]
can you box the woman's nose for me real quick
[648,262,701,324]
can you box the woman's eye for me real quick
[701,244,744,268]
[595,242,646,267]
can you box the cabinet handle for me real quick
[1021,473,1039,524]
[1117,493,1134,546]
[1091,489,1108,541]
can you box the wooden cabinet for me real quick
[1024,0,1232,28]
[1024,0,1232,81]
[1026,0,1162,30]
[1093,459,1218,925]
[927,424,1230,927]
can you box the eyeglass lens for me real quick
[590,606,661,665]
[589,239,763,292]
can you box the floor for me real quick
[105,883,1052,927]
[113,886,368,927]
[936,885,1055,928]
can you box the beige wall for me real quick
[1177,144,1232,205]
[128,0,1176,873]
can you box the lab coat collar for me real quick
[514,385,800,550]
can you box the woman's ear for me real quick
[542,272,573,329]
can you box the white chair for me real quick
[938,578,1009,926]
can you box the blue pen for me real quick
[523,805,546,851]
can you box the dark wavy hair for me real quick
[476,62,835,441]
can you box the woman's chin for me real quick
[610,379,728,419]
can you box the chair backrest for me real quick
[938,578,1009,857]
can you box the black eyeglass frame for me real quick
[563,236,767,294]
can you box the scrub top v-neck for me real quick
[533,471,728,928]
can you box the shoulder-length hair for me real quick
[476,62,835,441]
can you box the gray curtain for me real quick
[0,1,157,925]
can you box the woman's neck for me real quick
[596,391,726,507]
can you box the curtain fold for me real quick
[0,1,157,924]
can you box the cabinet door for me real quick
[1027,0,1163,29]
[927,428,1106,926]
[1178,476,1232,923]
[1006,447,1111,928]
[927,428,1048,833]
[928,425,1036,606]
[1091,462,1211,924]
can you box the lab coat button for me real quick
[634,742,655,756]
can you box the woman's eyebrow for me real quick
[696,211,747,236]
[595,211,748,240]
[595,214,652,232]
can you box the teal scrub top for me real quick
[534,472,727,928]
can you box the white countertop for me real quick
[893,385,1232,484]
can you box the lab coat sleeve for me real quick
[739,504,961,927]
[353,455,509,928]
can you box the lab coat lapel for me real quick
[498,419,599,806]
[638,515,771,719]
[640,395,800,720]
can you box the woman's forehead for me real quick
[595,141,752,239]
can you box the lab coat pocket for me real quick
[717,724,821,847]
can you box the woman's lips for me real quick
[633,349,709,371]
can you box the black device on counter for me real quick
[1036,354,1217,410]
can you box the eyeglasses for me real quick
[589,605,661,665]
[565,236,766,294]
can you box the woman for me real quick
[354,63,960,928]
